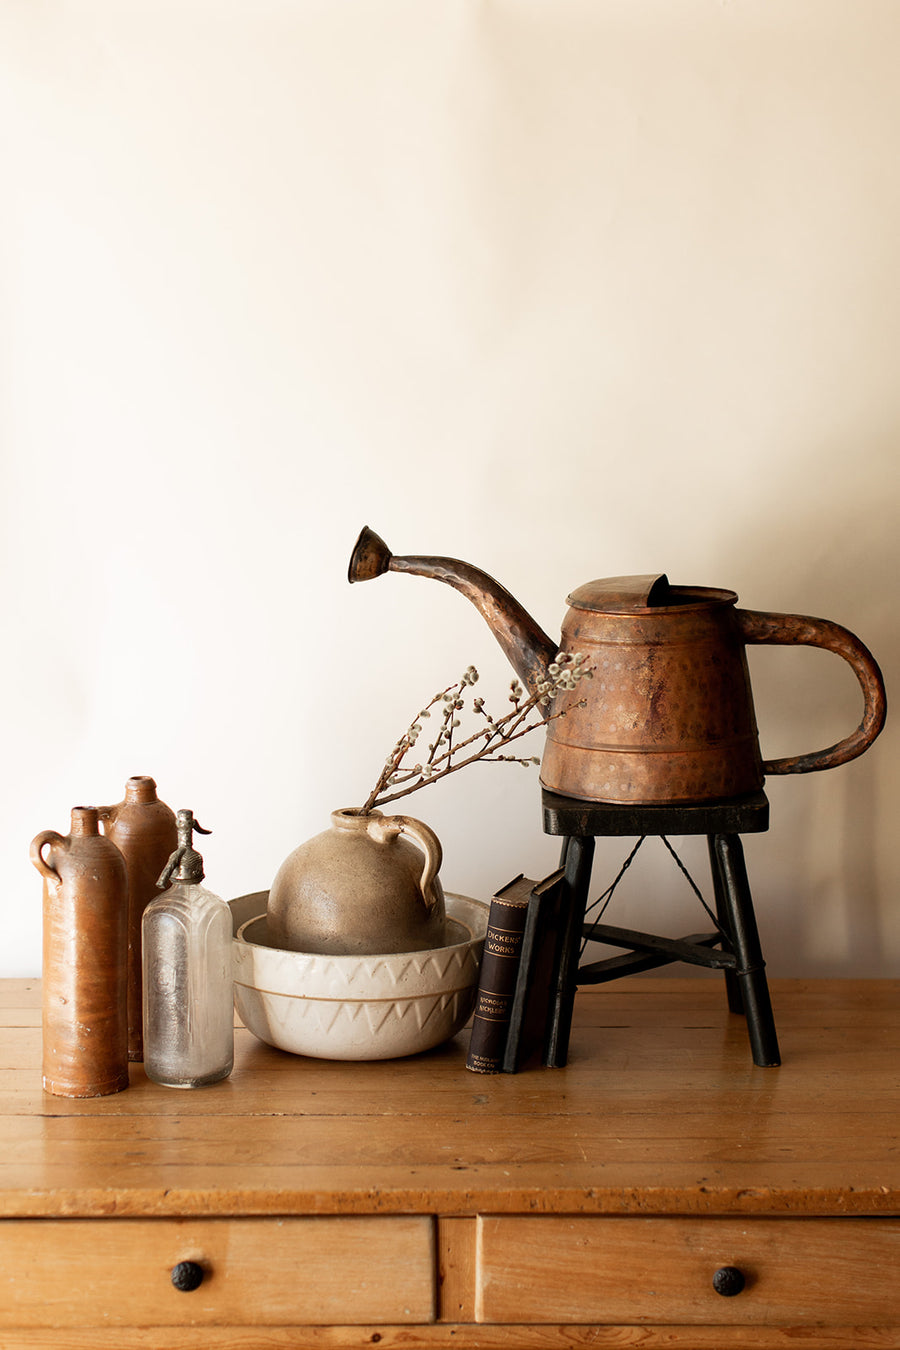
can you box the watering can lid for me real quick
[568,573,739,613]
[567,573,671,612]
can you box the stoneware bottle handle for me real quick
[372,815,443,911]
[30,831,67,888]
[738,609,887,775]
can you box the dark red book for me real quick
[465,874,534,1074]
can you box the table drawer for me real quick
[0,1216,435,1328]
[476,1216,900,1325]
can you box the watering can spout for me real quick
[347,526,394,582]
[348,526,558,700]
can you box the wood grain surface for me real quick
[1,977,898,1348]
[2,978,897,1219]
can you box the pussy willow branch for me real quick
[374,681,457,801]
[368,699,579,808]
[361,657,592,813]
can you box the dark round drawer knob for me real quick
[171,1260,205,1292]
[712,1265,746,1297]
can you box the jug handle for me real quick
[737,609,887,775]
[369,814,443,911]
[30,831,67,888]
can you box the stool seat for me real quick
[541,789,770,838]
[502,789,780,1073]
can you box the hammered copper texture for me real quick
[543,595,765,804]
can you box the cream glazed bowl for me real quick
[228,891,488,1060]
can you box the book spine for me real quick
[465,891,530,1074]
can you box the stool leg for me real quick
[711,833,780,1068]
[707,836,744,1016]
[544,834,594,1068]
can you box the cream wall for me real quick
[2,1,898,978]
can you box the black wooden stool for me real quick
[503,789,780,1072]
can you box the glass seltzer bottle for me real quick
[142,810,233,1088]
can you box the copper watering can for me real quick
[349,526,886,805]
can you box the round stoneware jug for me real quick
[267,808,447,956]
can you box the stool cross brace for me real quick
[502,790,781,1073]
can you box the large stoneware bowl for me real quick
[229,891,488,1060]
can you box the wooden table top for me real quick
[1,977,898,1221]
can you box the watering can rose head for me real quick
[360,656,593,815]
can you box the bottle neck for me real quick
[70,807,100,837]
[124,776,159,804]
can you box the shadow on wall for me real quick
[582,434,898,980]
[715,435,898,977]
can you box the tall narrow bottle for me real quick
[142,810,233,1088]
[100,776,177,1062]
[30,806,129,1097]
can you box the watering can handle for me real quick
[738,609,887,775]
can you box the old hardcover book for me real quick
[465,874,534,1074]
[502,867,566,1073]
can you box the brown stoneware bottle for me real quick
[100,776,177,1061]
[30,806,130,1097]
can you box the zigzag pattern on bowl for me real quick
[254,986,470,1035]
[347,946,478,987]
[234,985,476,1060]
[233,894,488,1001]
[235,943,480,998]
